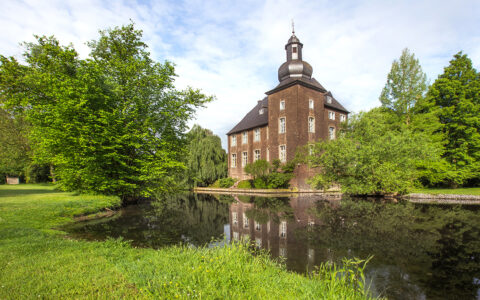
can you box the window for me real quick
[259,108,264,115]
[308,117,315,133]
[232,212,238,225]
[231,135,236,146]
[328,111,335,120]
[309,144,314,156]
[308,248,315,263]
[242,132,248,144]
[254,128,260,142]
[340,114,346,122]
[254,149,260,162]
[309,99,314,109]
[329,127,335,140]
[279,145,286,162]
[242,152,248,166]
[231,153,237,168]
[233,231,239,240]
[279,117,286,133]
[280,221,287,238]
[280,100,285,110]
[266,148,269,162]
[243,213,249,228]
[255,221,261,231]
[292,46,298,59]
[326,95,332,104]
[279,247,287,257]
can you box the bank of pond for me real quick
[1,184,480,299]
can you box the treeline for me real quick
[0,23,217,199]
[308,49,480,194]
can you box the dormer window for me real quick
[326,96,332,104]
[292,46,298,59]
[259,108,264,115]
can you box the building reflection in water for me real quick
[228,194,341,272]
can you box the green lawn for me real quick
[413,187,480,195]
[0,184,373,299]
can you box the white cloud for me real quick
[1,0,479,149]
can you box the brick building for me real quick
[227,31,349,189]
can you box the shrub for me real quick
[244,160,270,179]
[267,173,293,189]
[253,178,268,189]
[219,177,235,188]
[210,180,221,188]
[237,180,252,189]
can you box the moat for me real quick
[64,193,480,299]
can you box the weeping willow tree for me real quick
[185,125,227,187]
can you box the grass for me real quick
[0,184,374,299]
[413,187,480,195]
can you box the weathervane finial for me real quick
[291,19,295,34]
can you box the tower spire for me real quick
[291,19,295,35]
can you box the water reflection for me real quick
[64,193,480,299]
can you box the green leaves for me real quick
[420,52,480,186]
[308,109,440,195]
[380,48,427,123]
[0,23,211,198]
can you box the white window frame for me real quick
[328,111,335,120]
[243,213,249,228]
[259,108,264,115]
[280,100,285,110]
[279,117,286,134]
[255,221,261,231]
[254,128,260,142]
[279,145,286,162]
[232,212,238,225]
[308,117,315,133]
[309,99,314,109]
[233,231,239,240]
[231,153,237,168]
[280,221,287,238]
[326,95,332,104]
[309,144,314,156]
[340,114,346,122]
[266,148,269,162]
[254,149,261,162]
[242,151,248,166]
[242,131,248,144]
[231,135,236,146]
[329,127,335,140]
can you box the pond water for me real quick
[63,193,480,299]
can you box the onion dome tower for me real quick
[277,27,313,82]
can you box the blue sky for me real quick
[1,0,479,148]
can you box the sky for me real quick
[1,0,479,149]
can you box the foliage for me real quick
[25,163,51,183]
[413,187,480,195]
[184,125,227,187]
[380,48,428,123]
[266,172,294,189]
[253,177,268,189]
[0,108,30,177]
[0,23,211,198]
[308,108,441,195]
[417,52,480,187]
[0,184,374,299]
[237,180,252,189]
[244,159,270,180]
[218,177,235,188]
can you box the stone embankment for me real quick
[403,193,480,205]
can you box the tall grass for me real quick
[0,184,376,299]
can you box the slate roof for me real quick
[266,77,326,95]
[324,91,349,113]
[227,97,268,135]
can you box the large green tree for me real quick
[0,24,211,198]
[0,108,30,179]
[380,48,428,124]
[307,108,441,195]
[184,125,227,187]
[418,52,480,186]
